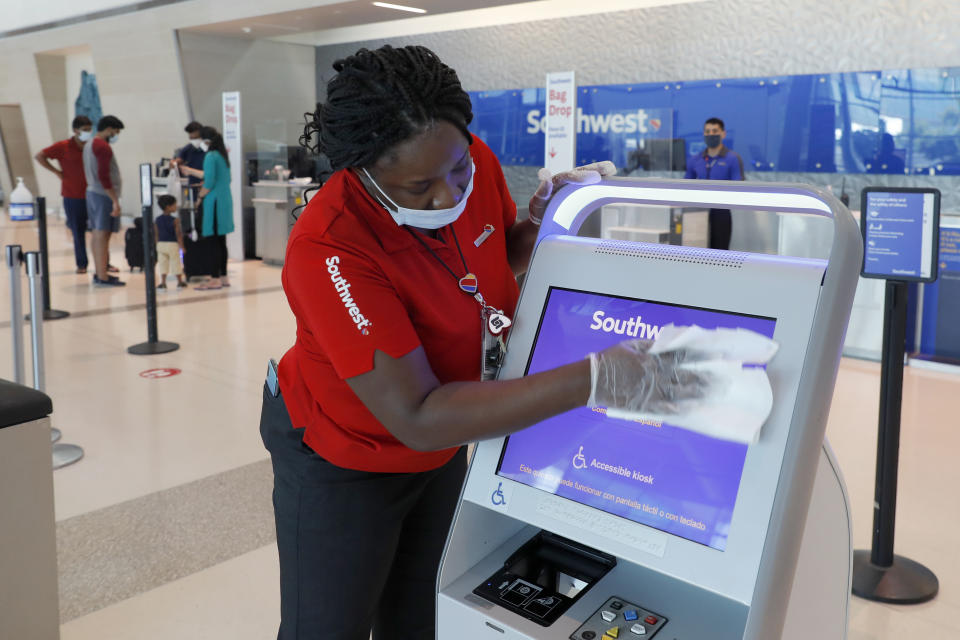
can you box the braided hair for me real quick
[301,45,473,171]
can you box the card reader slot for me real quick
[473,530,617,627]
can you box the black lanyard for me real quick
[407,225,510,380]
[704,154,718,179]
[406,225,472,292]
[405,225,508,333]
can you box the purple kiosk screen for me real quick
[497,288,776,551]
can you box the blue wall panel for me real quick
[469,67,960,176]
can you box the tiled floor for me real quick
[1,217,958,638]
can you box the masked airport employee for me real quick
[261,44,711,640]
[684,117,745,250]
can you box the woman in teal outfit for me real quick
[195,125,233,289]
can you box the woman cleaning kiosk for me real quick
[261,45,732,640]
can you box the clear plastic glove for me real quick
[528,161,617,225]
[587,339,709,416]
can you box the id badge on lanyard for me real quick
[474,292,511,381]
[705,156,717,179]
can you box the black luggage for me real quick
[183,235,217,279]
[125,218,144,271]
[183,201,218,279]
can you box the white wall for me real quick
[34,54,68,144]
[178,32,317,158]
[0,0,336,214]
[7,0,159,34]
[64,48,96,131]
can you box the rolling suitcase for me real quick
[125,218,144,271]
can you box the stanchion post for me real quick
[34,197,69,321]
[6,244,25,384]
[874,279,907,566]
[143,201,158,343]
[25,251,84,468]
[24,252,45,391]
[852,280,939,603]
[128,163,179,356]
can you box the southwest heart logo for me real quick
[650,118,662,131]
[459,273,479,294]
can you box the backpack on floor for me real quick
[125,218,145,271]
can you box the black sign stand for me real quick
[128,164,179,356]
[851,279,939,603]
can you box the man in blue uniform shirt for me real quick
[685,117,744,250]
[171,121,206,187]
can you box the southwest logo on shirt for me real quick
[325,256,372,335]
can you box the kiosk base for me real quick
[851,551,939,604]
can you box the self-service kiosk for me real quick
[437,179,862,640]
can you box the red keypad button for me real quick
[644,615,658,625]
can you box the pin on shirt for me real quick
[474,224,495,247]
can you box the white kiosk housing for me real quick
[437,179,862,640]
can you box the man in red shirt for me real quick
[35,115,93,273]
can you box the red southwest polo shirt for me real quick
[278,138,520,473]
[41,138,87,199]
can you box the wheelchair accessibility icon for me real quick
[573,446,588,470]
[491,482,507,506]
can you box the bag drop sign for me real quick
[544,71,576,174]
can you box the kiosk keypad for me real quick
[570,596,666,640]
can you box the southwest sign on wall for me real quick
[468,67,960,175]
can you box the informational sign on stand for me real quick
[140,164,153,209]
[853,187,941,605]
[861,188,940,282]
[544,71,576,174]
[222,91,243,261]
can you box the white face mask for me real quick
[190,139,203,149]
[362,162,475,230]
[77,130,93,142]
[109,134,119,144]
[200,141,210,152]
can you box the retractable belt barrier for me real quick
[5,244,84,468]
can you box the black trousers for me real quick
[259,386,467,640]
[63,197,89,269]
[708,208,732,250]
[210,206,228,279]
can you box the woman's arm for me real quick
[175,217,185,250]
[197,154,217,199]
[504,162,618,277]
[346,347,591,452]
[506,218,539,276]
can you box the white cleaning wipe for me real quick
[607,325,779,444]
[649,324,780,362]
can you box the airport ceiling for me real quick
[182,1,533,40]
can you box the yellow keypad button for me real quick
[604,626,620,638]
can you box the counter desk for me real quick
[253,181,318,266]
